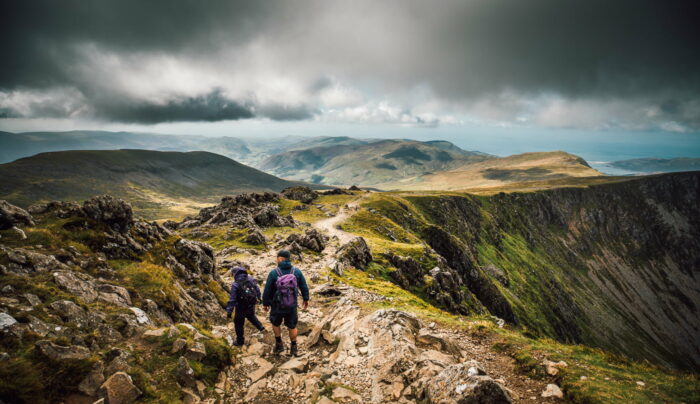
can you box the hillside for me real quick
[610,157,700,173]
[259,139,492,186]
[0,149,309,219]
[378,151,603,191]
[345,172,700,372]
[1,175,698,403]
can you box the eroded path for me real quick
[214,193,559,403]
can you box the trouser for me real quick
[234,304,264,343]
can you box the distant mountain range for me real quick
[609,157,700,173]
[0,149,314,219]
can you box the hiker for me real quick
[226,266,265,346]
[262,249,310,357]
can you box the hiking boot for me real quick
[290,342,299,357]
[274,340,284,354]
[233,340,245,347]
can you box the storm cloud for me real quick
[1,0,698,130]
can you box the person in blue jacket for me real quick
[226,267,265,346]
[262,250,310,357]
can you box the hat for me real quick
[277,249,291,259]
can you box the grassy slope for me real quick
[378,151,603,191]
[0,149,310,220]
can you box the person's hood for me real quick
[234,267,248,282]
[278,260,293,271]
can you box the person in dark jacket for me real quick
[226,267,265,346]
[262,250,310,356]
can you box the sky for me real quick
[1,0,699,162]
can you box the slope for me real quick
[378,151,603,191]
[0,149,310,219]
[345,171,700,371]
[259,139,492,186]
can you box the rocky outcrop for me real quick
[99,372,142,404]
[184,192,293,229]
[334,237,372,275]
[285,229,328,253]
[0,200,34,230]
[282,186,319,204]
[82,195,133,232]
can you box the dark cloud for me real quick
[95,90,254,124]
[0,0,698,128]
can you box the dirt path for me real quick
[313,192,369,244]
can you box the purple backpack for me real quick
[275,267,298,309]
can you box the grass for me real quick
[110,260,180,309]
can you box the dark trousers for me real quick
[234,304,264,343]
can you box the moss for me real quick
[111,260,180,308]
[208,280,229,308]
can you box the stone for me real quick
[143,328,168,338]
[176,356,197,388]
[249,357,274,382]
[185,341,207,361]
[316,397,335,404]
[97,284,132,307]
[172,338,188,353]
[0,200,34,230]
[636,381,645,386]
[79,361,106,397]
[542,359,568,376]
[128,307,150,325]
[181,388,200,404]
[82,195,134,232]
[53,271,99,302]
[244,229,267,245]
[0,313,18,330]
[336,237,372,270]
[416,329,462,356]
[104,349,131,375]
[99,372,141,404]
[279,357,308,373]
[282,186,319,204]
[542,384,563,399]
[244,379,267,401]
[36,340,91,361]
[424,363,512,404]
[332,386,363,402]
[22,293,41,307]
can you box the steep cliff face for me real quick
[366,172,700,371]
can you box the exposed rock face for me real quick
[423,362,512,404]
[0,200,34,229]
[173,238,217,280]
[185,192,293,229]
[28,200,82,218]
[282,186,319,204]
[335,237,372,271]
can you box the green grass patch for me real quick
[111,260,180,308]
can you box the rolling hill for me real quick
[0,149,312,219]
[259,139,492,186]
[377,151,603,191]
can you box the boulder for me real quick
[279,357,309,373]
[0,200,34,230]
[483,264,509,287]
[542,383,563,399]
[173,239,217,278]
[185,341,207,361]
[49,299,92,328]
[332,386,363,402]
[81,195,134,232]
[0,313,18,331]
[36,340,91,361]
[27,200,81,218]
[244,229,267,245]
[97,284,132,307]
[53,271,99,303]
[336,237,372,270]
[128,307,150,325]
[386,253,425,289]
[282,186,319,204]
[249,356,274,382]
[423,362,512,404]
[416,328,462,357]
[99,372,141,404]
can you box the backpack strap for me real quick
[275,267,282,277]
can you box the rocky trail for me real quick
[211,194,562,403]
